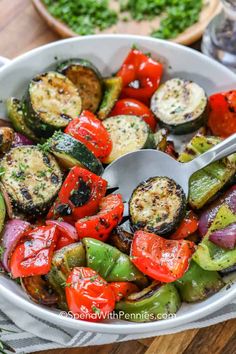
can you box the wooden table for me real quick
[0,1,235,353]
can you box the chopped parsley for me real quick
[43,0,203,39]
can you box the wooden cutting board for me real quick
[33,0,221,46]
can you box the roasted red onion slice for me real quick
[12,132,34,147]
[1,219,30,272]
[199,186,236,236]
[209,222,236,250]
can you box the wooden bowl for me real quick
[33,0,221,46]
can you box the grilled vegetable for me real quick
[47,166,107,223]
[117,48,163,105]
[10,225,59,278]
[154,128,168,151]
[0,146,63,214]
[193,205,236,271]
[66,267,115,322]
[0,127,14,154]
[129,176,186,235]
[131,230,195,283]
[175,261,224,302]
[21,276,58,306]
[109,98,157,132]
[198,185,236,236]
[0,191,6,234]
[45,131,103,174]
[6,97,39,142]
[23,72,82,137]
[109,282,138,302]
[47,242,86,310]
[179,134,236,209]
[151,78,208,135]
[115,282,181,322]
[64,110,112,160]
[58,59,103,113]
[102,115,155,164]
[75,194,124,242]
[109,227,134,254]
[82,237,147,283]
[97,77,122,120]
[208,90,236,138]
[1,220,30,272]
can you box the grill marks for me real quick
[129,176,186,236]
[0,146,63,214]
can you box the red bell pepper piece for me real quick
[75,194,124,242]
[47,167,107,223]
[208,90,236,138]
[64,110,112,161]
[109,282,139,302]
[170,211,199,240]
[109,98,157,132]
[117,48,163,105]
[131,230,195,283]
[10,225,59,278]
[66,267,115,322]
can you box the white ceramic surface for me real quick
[0,35,236,334]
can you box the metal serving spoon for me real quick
[102,133,236,216]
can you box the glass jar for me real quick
[202,0,236,72]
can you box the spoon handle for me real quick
[186,133,236,175]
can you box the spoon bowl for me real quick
[103,133,236,216]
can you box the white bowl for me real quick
[0,35,236,334]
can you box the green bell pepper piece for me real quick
[175,261,224,302]
[178,134,236,209]
[193,205,236,271]
[0,191,5,234]
[115,282,181,322]
[82,237,146,282]
[47,242,86,310]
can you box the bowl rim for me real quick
[0,34,236,333]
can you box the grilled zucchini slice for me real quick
[0,146,63,214]
[6,97,39,142]
[46,131,103,175]
[129,176,186,236]
[23,72,82,138]
[98,77,122,120]
[58,59,103,113]
[102,115,155,164]
[151,78,208,135]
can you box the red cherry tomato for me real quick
[65,267,115,322]
[170,211,199,240]
[64,110,112,161]
[109,98,157,132]
[208,90,236,138]
[131,230,195,283]
[75,194,124,242]
[10,225,59,278]
[117,49,163,105]
[47,167,107,223]
[109,282,139,302]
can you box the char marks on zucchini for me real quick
[151,78,208,135]
[0,146,63,214]
[58,59,103,113]
[23,72,82,138]
[129,176,186,235]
